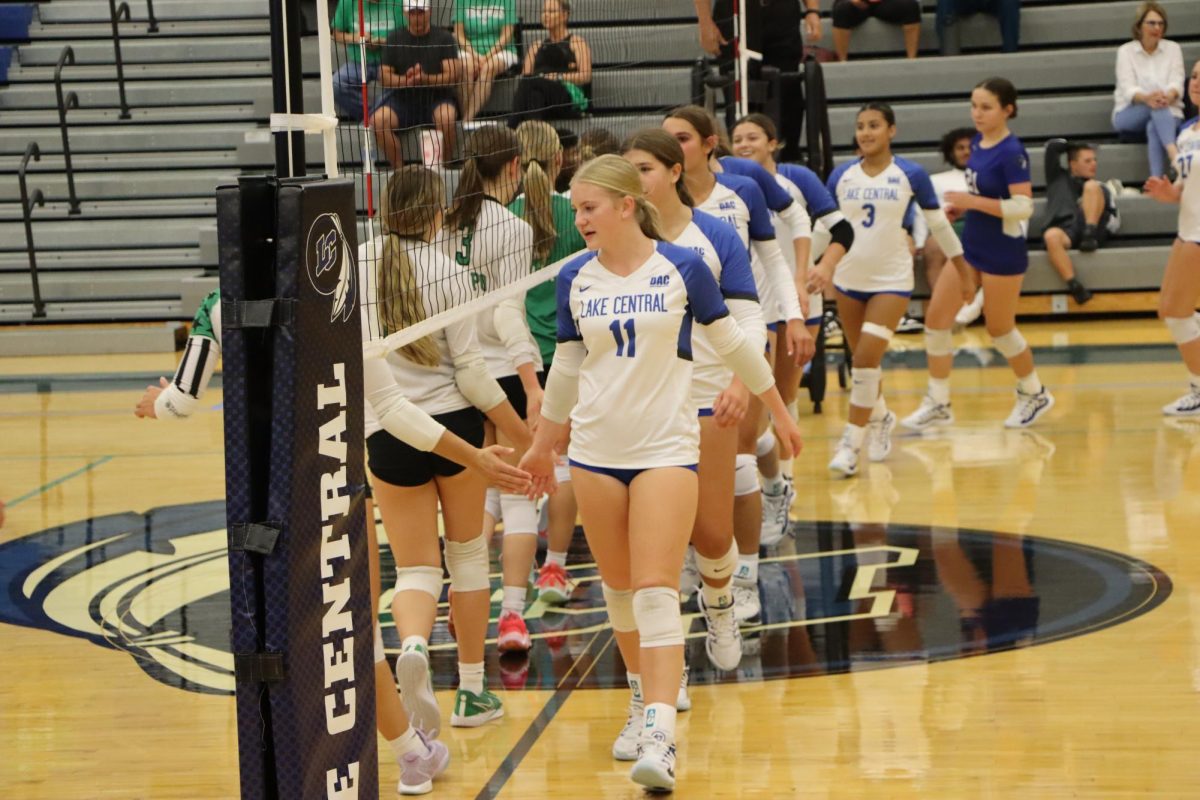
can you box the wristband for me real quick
[804,9,820,16]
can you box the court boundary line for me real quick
[7,456,113,508]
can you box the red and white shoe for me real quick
[535,562,574,605]
[497,609,532,653]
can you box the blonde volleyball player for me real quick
[1145,58,1200,417]
[367,166,530,732]
[622,128,763,684]
[444,125,544,654]
[510,121,588,607]
[809,103,970,478]
[663,106,817,626]
[901,78,1053,431]
[518,155,802,791]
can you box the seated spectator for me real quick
[455,0,518,122]
[371,0,463,167]
[830,0,921,62]
[554,126,580,192]
[1041,139,1121,305]
[1112,2,1184,178]
[935,0,1019,56]
[330,0,407,119]
[510,0,591,125]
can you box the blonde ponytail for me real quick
[632,195,663,240]
[514,120,561,263]
[378,166,444,368]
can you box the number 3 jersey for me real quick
[1176,119,1200,243]
[827,156,940,293]
[556,241,736,468]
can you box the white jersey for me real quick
[1176,118,1200,243]
[827,156,940,293]
[439,198,540,378]
[359,235,486,435]
[556,241,738,468]
[672,210,766,410]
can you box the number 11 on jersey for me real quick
[609,318,637,357]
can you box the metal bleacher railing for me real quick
[18,142,46,319]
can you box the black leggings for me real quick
[832,0,921,28]
[510,77,583,126]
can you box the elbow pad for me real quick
[922,208,964,259]
[999,195,1033,222]
[828,218,854,251]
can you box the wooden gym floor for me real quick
[2,318,1198,799]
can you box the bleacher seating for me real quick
[0,0,1196,322]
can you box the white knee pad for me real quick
[991,328,1027,359]
[860,321,894,343]
[500,493,538,536]
[443,534,490,592]
[734,453,760,497]
[1164,313,1200,346]
[693,541,738,581]
[601,582,637,632]
[374,621,386,664]
[925,327,954,357]
[850,366,882,410]
[554,460,573,484]
[484,486,501,521]
[756,429,776,458]
[394,565,444,600]
[633,587,685,648]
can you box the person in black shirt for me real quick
[1041,139,1121,306]
[370,0,463,167]
[509,0,592,126]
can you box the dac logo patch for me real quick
[305,211,356,324]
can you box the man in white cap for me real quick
[372,0,462,167]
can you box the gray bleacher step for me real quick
[0,306,186,331]
[0,123,253,155]
[823,42,1200,100]
[829,93,1117,147]
[0,77,275,110]
[37,0,268,23]
[0,169,238,202]
[1021,247,1169,294]
[10,60,272,82]
[0,217,214,249]
[0,247,207,271]
[0,150,241,172]
[0,268,203,303]
[0,105,261,127]
[28,19,270,40]
[16,36,272,66]
[887,144,1153,191]
[0,197,216,220]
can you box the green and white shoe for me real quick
[450,685,505,728]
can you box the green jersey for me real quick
[453,0,516,57]
[190,289,221,344]
[509,192,586,367]
[332,0,407,66]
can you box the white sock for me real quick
[762,472,786,496]
[388,727,426,761]
[401,635,428,653]
[544,549,567,569]
[928,377,951,405]
[700,577,734,609]
[1017,371,1043,396]
[870,394,888,422]
[643,702,677,741]
[734,553,758,586]
[779,457,793,482]
[845,423,867,450]
[627,672,644,705]
[502,585,527,614]
[1189,371,1200,391]
[458,661,485,694]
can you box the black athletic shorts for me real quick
[832,0,921,29]
[1066,186,1118,248]
[497,372,545,421]
[366,406,484,487]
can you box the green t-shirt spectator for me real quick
[454,0,517,57]
[332,0,407,66]
[509,191,586,367]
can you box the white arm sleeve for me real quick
[921,207,964,259]
[153,333,220,420]
[701,315,775,395]
[363,357,447,452]
[728,297,767,358]
[494,296,540,371]
[444,316,508,412]
[778,201,812,241]
[540,340,584,424]
[912,209,930,249]
[751,238,803,321]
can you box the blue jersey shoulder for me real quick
[555,249,596,342]
[656,239,729,325]
[826,159,859,202]
[720,156,794,212]
[715,172,775,241]
[778,163,838,218]
[894,156,940,209]
[691,210,758,302]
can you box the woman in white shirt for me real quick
[1112,2,1185,178]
